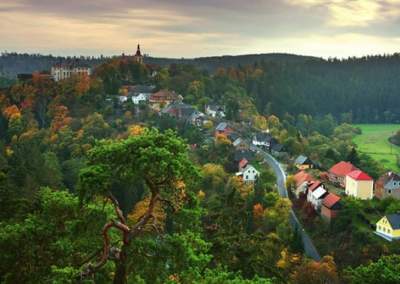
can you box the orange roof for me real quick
[347,170,373,181]
[329,161,357,177]
[239,158,248,169]
[293,171,313,187]
[323,193,341,208]
[308,180,322,192]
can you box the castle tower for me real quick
[133,44,144,64]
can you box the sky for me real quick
[1,0,400,58]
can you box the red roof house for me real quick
[328,161,358,187]
[293,171,313,188]
[345,170,374,200]
[321,193,341,221]
[347,170,373,181]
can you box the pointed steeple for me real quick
[135,44,141,56]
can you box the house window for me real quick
[246,175,249,179]
[388,190,392,194]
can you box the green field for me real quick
[353,124,400,171]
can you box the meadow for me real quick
[353,124,400,171]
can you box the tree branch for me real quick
[108,192,126,225]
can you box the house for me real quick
[227,133,245,148]
[119,85,155,105]
[375,172,400,200]
[296,179,320,198]
[345,170,374,200]
[328,161,358,187]
[294,155,314,170]
[149,89,181,110]
[205,105,225,118]
[118,96,129,103]
[51,64,91,81]
[375,214,400,241]
[307,184,328,211]
[215,122,233,137]
[292,171,314,197]
[161,102,204,126]
[236,164,259,183]
[252,132,273,149]
[293,171,314,188]
[321,193,341,221]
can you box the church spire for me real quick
[135,44,141,56]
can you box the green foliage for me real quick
[0,188,117,283]
[344,255,400,284]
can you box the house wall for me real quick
[345,177,373,200]
[297,164,311,170]
[376,217,400,239]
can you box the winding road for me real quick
[251,145,322,261]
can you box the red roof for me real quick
[239,158,248,169]
[323,193,341,208]
[347,170,373,181]
[308,180,322,192]
[329,161,357,177]
[293,171,313,187]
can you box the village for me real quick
[15,45,400,248]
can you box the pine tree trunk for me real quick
[113,245,128,284]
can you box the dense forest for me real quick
[2,52,400,123]
[0,54,399,283]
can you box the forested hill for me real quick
[0,52,316,78]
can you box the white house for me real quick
[51,65,92,82]
[132,93,150,104]
[118,96,129,103]
[252,132,272,148]
[205,105,225,118]
[236,164,259,183]
[309,186,328,211]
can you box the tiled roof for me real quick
[329,161,357,177]
[239,158,248,169]
[347,170,373,181]
[322,193,341,209]
[293,171,313,187]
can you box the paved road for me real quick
[251,145,322,261]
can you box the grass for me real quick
[353,124,400,171]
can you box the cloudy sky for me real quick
[1,0,400,58]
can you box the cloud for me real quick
[0,0,399,57]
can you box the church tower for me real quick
[133,44,144,64]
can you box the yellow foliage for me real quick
[197,190,206,200]
[128,124,145,136]
[5,147,13,157]
[253,115,268,130]
[3,105,21,120]
[128,197,166,232]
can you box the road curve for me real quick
[251,145,322,261]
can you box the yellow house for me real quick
[376,214,400,241]
[345,170,374,200]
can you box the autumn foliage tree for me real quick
[78,129,197,283]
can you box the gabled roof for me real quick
[377,172,400,189]
[207,105,224,112]
[295,155,312,165]
[386,214,400,230]
[347,170,373,181]
[329,161,357,177]
[308,181,322,192]
[216,122,228,131]
[293,171,313,187]
[254,132,272,142]
[241,164,259,174]
[312,186,327,199]
[323,193,341,209]
[228,132,240,142]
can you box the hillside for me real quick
[0,52,317,78]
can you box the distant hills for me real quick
[0,52,319,78]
